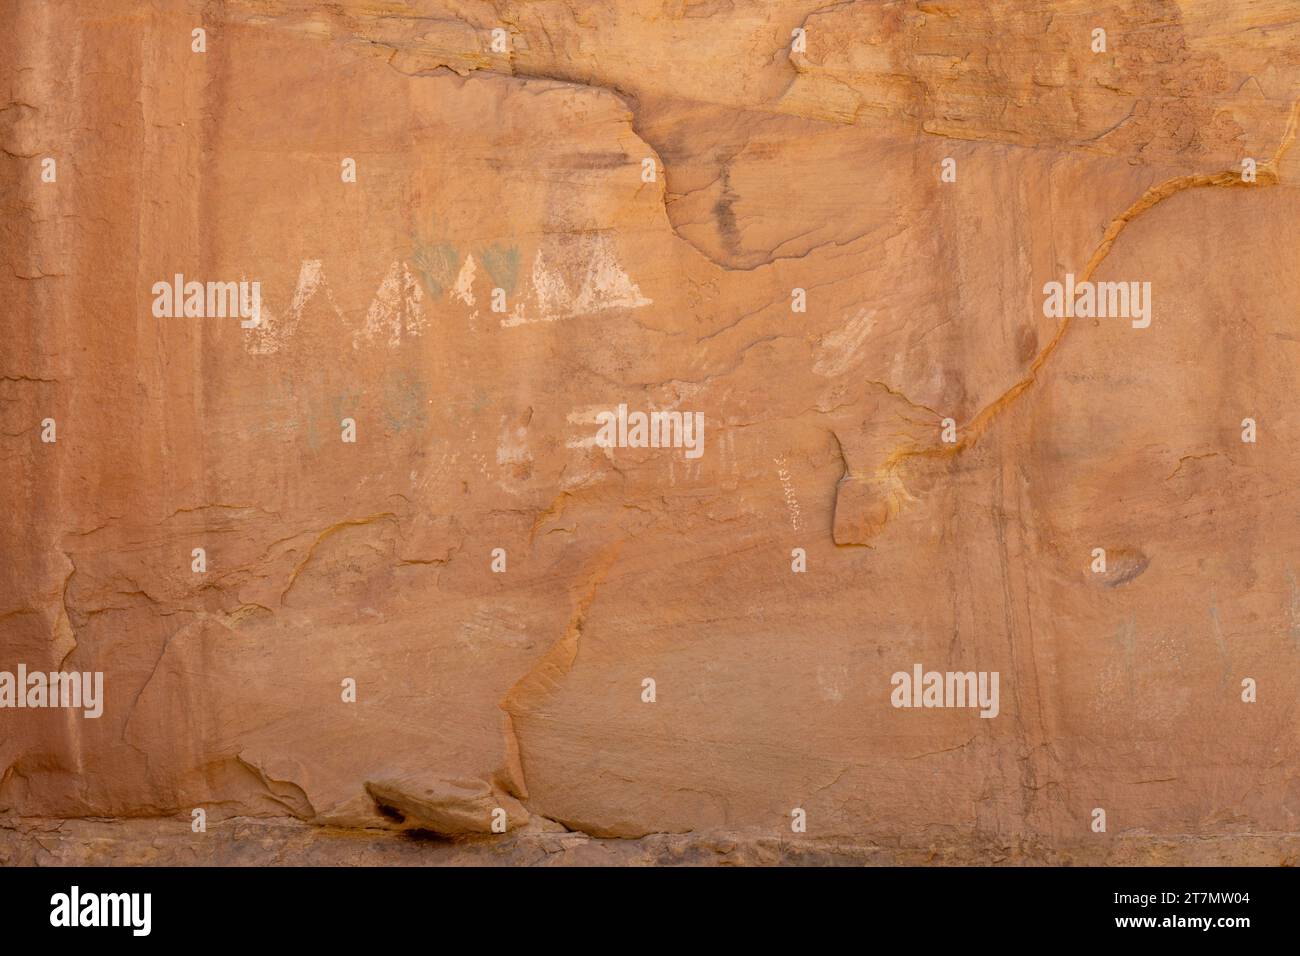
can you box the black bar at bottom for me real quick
[0,865,1288,942]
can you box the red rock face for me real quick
[2,1,1298,864]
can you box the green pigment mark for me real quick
[412,241,459,297]
[479,243,520,297]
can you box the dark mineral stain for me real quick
[712,164,742,256]
[560,151,628,170]
[1105,550,1150,588]
[1016,323,1039,365]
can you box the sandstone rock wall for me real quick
[1,0,1298,863]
